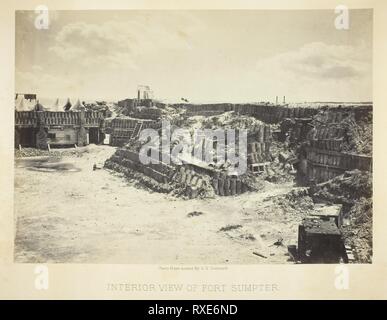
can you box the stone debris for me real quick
[309,170,372,263]
[15,146,88,158]
[187,211,204,218]
[101,98,373,262]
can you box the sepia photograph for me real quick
[13,9,373,266]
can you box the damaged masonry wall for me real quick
[103,100,372,262]
[105,108,274,198]
[299,108,372,183]
[176,103,319,123]
[177,103,371,125]
[103,117,161,146]
[178,103,372,184]
[15,110,103,148]
[105,102,372,195]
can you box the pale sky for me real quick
[15,10,372,103]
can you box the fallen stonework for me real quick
[104,146,265,199]
[174,103,319,123]
[309,170,372,263]
[277,105,373,184]
[101,99,373,263]
[309,106,372,156]
[103,117,161,146]
[183,112,274,173]
[104,160,175,194]
[103,111,277,198]
[104,147,215,198]
[103,104,372,200]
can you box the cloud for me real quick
[17,9,60,28]
[31,65,43,72]
[252,41,372,102]
[16,11,372,103]
[49,45,86,60]
[48,13,202,69]
[16,70,76,97]
[257,42,371,80]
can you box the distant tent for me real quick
[34,100,45,111]
[63,98,72,111]
[71,99,85,111]
[51,98,61,112]
[15,96,25,111]
[15,94,36,111]
[23,94,36,101]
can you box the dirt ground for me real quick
[14,145,305,264]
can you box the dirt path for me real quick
[14,145,299,264]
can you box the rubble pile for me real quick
[201,111,265,130]
[132,106,162,120]
[80,101,114,118]
[15,148,55,158]
[211,171,265,196]
[274,106,373,185]
[15,147,87,158]
[104,147,218,199]
[160,105,185,124]
[309,169,372,263]
[105,161,173,194]
[102,99,373,262]
[199,112,279,177]
[341,114,372,156]
[272,188,314,214]
[264,161,296,184]
[311,107,372,156]
[105,147,174,193]
[169,166,215,199]
[341,198,372,263]
[105,144,265,199]
[311,169,372,206]
[104,110,273,199]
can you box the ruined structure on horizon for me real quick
[15,90,372,188]
[110,95,372,189]
[15,95,105,148]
